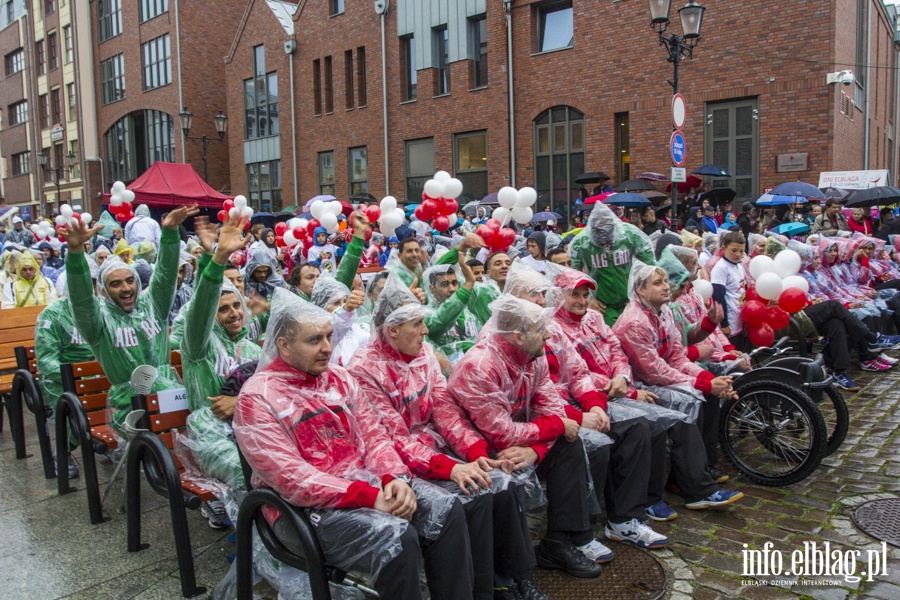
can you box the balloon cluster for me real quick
[494,186,538,226]
[275,217,309,251]
[308,200,345,234]
[377,196,406,238]
[742,249,809,347]
[217,195,254,229]
[475,219,517,253]
[107,181,136,223]
[417,170,462,232]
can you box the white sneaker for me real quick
[604,518,669,549]
[576,538,615,563]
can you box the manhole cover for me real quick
[532,541,667,599]
[851,498,900,547]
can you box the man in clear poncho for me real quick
[124,204,162,249]
[349,273,549,600]
[233,288,474,600]
[62,205,199,431]
[423,258,481,365]
[244,247,286,301]
[569,202,656,326]
[1,250,58,307]
[387,235,467,290]
[448,294,602,580]
[310,273,370,366]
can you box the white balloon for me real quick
[311,201,327,220]
[283,230,297,246]
[781,275,810,294]
[693,279,713,302]
[110,194,123,207]
[60,204,73,218]
[391,208,406,225]
[382,210,403,229]
[433,170,451,183]
[381,225,396,238]
[443,178,464,200]
[328,200,343,215]
[511,206,534,225]
[773,249,802,278]
[229,206,242,219]
[287,218,303,230]
[297,218,309,230]
[423,179,444,199]
[755,272,784,301]
[320,212,339,233]
[55,215,67,226]
[515,187,538,208]
[497,186,518,209]
[492,207,511,226]
[748,255,776,280]
[81,213,93,225]
[381,196,398,213]
[41,224,54,237]
[30,224,40,235]
[112,181,126,193]
[122,190,136,203]
[241,206,254,218]
[234,195,248,209]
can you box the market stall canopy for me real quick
[100,162,233,209]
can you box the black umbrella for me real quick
[820,187,849,200]
[771,181,825,199]
[843,186,900,208]
[697,188,737,207]
[616,179,655,192]
[349,192,377,204]
[692,164,732,177]
[575,171,611,184]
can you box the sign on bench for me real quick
[157,388,189,414]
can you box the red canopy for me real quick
[100,162,232,209]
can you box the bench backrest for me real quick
[0,305,44,373]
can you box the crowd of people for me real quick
[2,189,897,600]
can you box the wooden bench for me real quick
[6,345,56,479]
[0,305,44,426]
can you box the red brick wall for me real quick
[0,20,33,205]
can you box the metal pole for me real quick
[670,41,680,228]
[201,136,208,182]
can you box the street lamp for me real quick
[648,0,705,227]
[179,108,227,182]
[38,149,76,212]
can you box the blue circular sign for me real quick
[670,130,686,167]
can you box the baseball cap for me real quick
[742,201,753,212]
[554,270,596,291]
[12,216,22,224]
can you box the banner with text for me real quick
[817,170,890,190]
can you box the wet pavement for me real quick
[2,362,900,599]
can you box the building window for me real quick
[401,35,416,101]
[11,152,30,176]
[142,35,171,90]
[615,112,630,184]
[39,94,49,129]
[244,46,279,139]
[312,58,322,115]
[330,0,344,16]
[47,32,58,70]
[98,0,122,42]
[100,54,125,105]
[67,82,76,120]
[855,0,866,107]
[51,88,61,124]
[470,16,487,88]
[6,1,15,24]
[318,151,335,195]
[349,147,367,194]
[5,48,23,75]
[247,161,282,211]
[8,100,27,125]
[534,106,584,218]
[46,0,56,14]
[139,0,167,22]
[538,2,573,53]
[454,131,488,199]
[434,27,450,95]
[344,50,354,110]
[405,138,434,202]
[105,116,133,182]
[324,55,334,113]
[705,98,759,199]
[54,144,66,181]
[36,39,45,75]
[145,109,175,163]
[64,26,73,64]
[104,111,174,183]
[356,47,367,106]
[70,140,80,179]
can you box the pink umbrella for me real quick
[303,195,336,210]
[637,172,668,182]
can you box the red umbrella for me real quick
[339,200,354,215]
[583,192,616,205]
[666,175,702,193]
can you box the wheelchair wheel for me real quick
[719,379,827,486]
[819,386,849,457]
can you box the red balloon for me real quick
[414,205,431,222]
[747,323,775,348]
[275,235,286,248]
[115,212,128,223]
[433,215,450,231]
[217,210,228,222]
[293,227,306,239]
[108,203,121,215]
[485,218,502,231]
[364,228,373,241]
[307,219,321,236]
[71,213,81,221]
[765,307,791,331]
[121,202,133,213]
[223,200,235,212]
[57,234,66,242]
[365,205,381,222]
[230,252,244,266]
[495,228,517,249]
[745,286,761,304]
[475,225,495,245]
[778,288,808,314]
[438,197,458,216]
[275,222,288,236]
[741,300,768,327]
[422,192,437,203]
[421,199,438,219]
[244,220,251,230]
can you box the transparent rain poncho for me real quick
[503,260,556,309]
[244,247,286,300]
[311,273,350,311]
[747,233,767,256]
[97,255,144,306]
[357,270,390,324]
[653,232,683,260]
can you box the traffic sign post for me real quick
[671,167,687,182]
[672,94,686,129]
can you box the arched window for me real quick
[534,106,584,220]
[104,110,175,182]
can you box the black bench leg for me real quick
[55,393,108,524]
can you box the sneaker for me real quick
[868,334,900,351]
[200,500,231,529]
[493,586,523,600]
[576,538,615,563]
[52,450,80,479]
[860,359,891,372]
[685,489,745,510]
[646,501,679,522]
[832,372,860,392]
[875,358,897,369]
[708,467,730,483]
[878,353,899,365]
[517,579,550,600]
[534,538,602,579]
[604,518,669,549]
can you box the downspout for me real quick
[23,4,44,213]
[381,9,389,195]
[288,46,298,203]
[864,3,871,169]
[174,0,186,162]
[895,44,900,182]
[504,0,515,187]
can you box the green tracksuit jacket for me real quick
[389,250,457,289]
[425,287,481,362]
[35,297,95,407]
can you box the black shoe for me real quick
[52,451,80,479]
[535,538,602,579]
[494,586,523,600]
[518,579,551,600]
[708,467,729,484]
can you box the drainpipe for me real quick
[381,9,389,195]
[864,4,871,169]
[175,0,186,162]
[288,42,298,203]
[504,0,515,187]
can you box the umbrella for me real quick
[653,202,672,212]
[349,192,377,204]
[637,172,668,182]
[339,200,354,215]
[563,227,584,236]
[770,181,825,199]
[303,194,336,210]
[640,190,669,203]
[250,212,275,229]
[756,193,809,206]
[665,176,703,193]
[697,188,737,207]
[821,187,849,200]
[279,204,303,213]
[692,164,732,177]
[774,222,811,236]
[583,192,616,205]
[603,193,651,207]
[616,179,655,192]
[843,186,900,208]
[575,172,610,184]
[531,211,563,223]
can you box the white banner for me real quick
[817,170,890,190]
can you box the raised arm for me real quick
[62,219,106,346]
[334,212,371,289]
[148,205,199,322]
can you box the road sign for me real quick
[671,167,687,182]
[672,94,686,129]
[670,130,686,167]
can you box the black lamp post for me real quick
[648,0,705,228]
[37,149,76,212]
[178,108,227,182]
